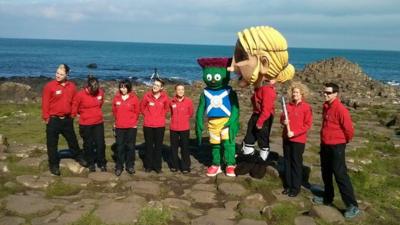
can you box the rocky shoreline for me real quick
[0,57,399,225]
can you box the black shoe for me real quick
[170,168,178,172]
[155,169,162,174]
[99,166,107,172]
[89,164,96,172]
[182,170,190,174]
[145,168,152,173]
[282,189,289,195]
[115,168,122,176]
[50,167,61,176]
[288,190,299,197]
[75,155,88,167]
[126,167,135,174]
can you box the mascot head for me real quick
[228,26,295,87]
[198,57,232,89]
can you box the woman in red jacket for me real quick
[281,81,313,197]
[169,84,194,173]
[72,76,106,172]
[140,78,169,173]
[112,79,140,176]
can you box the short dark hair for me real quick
[154,77,165,87]
[325,82,339,93]
[118,79,132,93]
[175,83,185,90]
[58,64,70,74]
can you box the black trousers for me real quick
[115,128,137,169]
[143,127,165,171]
[46,116,82,168]
[320,143,358,207]
[243,113,274,148]
[170,130,190,171]
[283,140,305,192]
[79,123,106,167]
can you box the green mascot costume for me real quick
[196,57,239,177]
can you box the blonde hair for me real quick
[237,26,295,83]
[287,81,310,101]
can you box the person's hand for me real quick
[287,131,294,138]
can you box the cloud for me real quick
[0,0,399,50]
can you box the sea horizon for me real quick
[0,37,399,85]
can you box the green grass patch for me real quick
[45,181,82,197]
[270,202,299,225]
[136,207,172,225]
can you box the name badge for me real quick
[149,102,155,106]
[116,101,121,105]
[97,96,102,100]
[55,90,62,95]
[172,104,176,108]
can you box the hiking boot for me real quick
[312,196,333,206]
[88,164,96,172]
[226,165,236,177]
[115,168,122,176]
[126,167,135,174]
[344,205,360,219]
[50,167,60,176]
[75,155,88,167]
[206,165,222,177]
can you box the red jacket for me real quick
[112,92,140,128]
[280,101,313,143]
[41,80,77,121]
[321,98,354,145]
[72,88,104,125]
[252,84,277,127]
[170,96,194,131]
[140,90,169,128]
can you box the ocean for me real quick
[0,38,399,85]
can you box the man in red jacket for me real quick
[313,82,360,219]
[41,64,87,176]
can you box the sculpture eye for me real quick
[214,74,221,81]
[206,74,212,81]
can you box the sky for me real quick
[0,0,399,51]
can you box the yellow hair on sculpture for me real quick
[238,26,295,83]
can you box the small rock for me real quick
[190,215,235,225]
[5,195,55,215]
[0,216,25,225]
[237,218,268,225]
[189,191,217,204]
[125,181,161,196]
[60,159,85,174]
[309,205,345,224]
[94,200,142,224]
[224,200,239,210]
[17,157,44,168]
[162,198,191,209]
[217,182,247,197]
[88,171,116,182]
[266,166,280,178]
[16,175,55,189]
[294,216,316,225]
[207,208,236,220]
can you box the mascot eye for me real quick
[206,74,212,81]
[214,74,221,81]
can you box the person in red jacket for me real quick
[242,79,277,161]
[169,84,194,173]
[280,82,313,197]
[112,79,140,176]
[141,78,169,173]
[313,82,360,219]
[41,64,87,176]
[72,75,106,172]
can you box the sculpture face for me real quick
[202,67,230,89]
[228,41,264,87]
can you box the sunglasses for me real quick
[323,91,335,95]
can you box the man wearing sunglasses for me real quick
[313,82,360,219]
